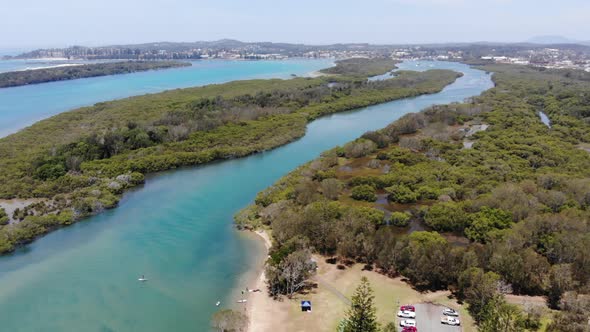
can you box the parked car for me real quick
[400,319,417,328]
[400,305,416,312]
[441,316,461,326]
[401,327,417,332]
[443,308,459,317]
[397,310,416,318]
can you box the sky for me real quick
[1,0,589,49]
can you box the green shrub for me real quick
[34,163,66,180]
[424,202,470,232]
[0,208,8,225]
[464,207,512,243]
[386,185,418,204]
[418,186,440,200]
[351,185,377,202]
[343,139,377,158]
[390,211,411,226]
[129,172,145,185]
[353,206,385,225]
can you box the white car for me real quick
[400,319,417,328]
[397,310,416,318]
[443,308,459,317]
[441,316,461,326]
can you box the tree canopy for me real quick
[342,277,379,332]
[0,61,190,88]
[239,63,590,329]
[0,60,460,254]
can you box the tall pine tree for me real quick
[343,276,379,332]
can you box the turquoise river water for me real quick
[0,59,332,137]
[0,60,493,331]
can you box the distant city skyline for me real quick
[2,0,589,48]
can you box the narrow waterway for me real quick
[0,61,493,331]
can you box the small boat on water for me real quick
[216,301,221,306]
[138,275,148,282]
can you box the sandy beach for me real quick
[307,62,335,78]
[24,57,70,61]
[245,230,291,332]
[307,70,327,78]
[16,63,84,72]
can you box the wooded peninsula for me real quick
[238,64,590,331]
[0,61,191,88]
[319,58,398,77]
[0,58,462,254]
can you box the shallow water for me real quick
[0,59,332,137]
[0,60,493,331]
[539,111,551,127]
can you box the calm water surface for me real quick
[0,61,493,331]
[539,111,551,127]
[0,59,332,137]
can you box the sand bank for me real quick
[245,230,292,331]
[16,63,84,72]
[0,198,43,224]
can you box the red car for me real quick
[402,327,417,332]
[400,305,416,312]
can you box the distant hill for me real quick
[9,39,590,61]
[10,39,390,60]
[526,35,590,46]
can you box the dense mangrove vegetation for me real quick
[0,61,191,88]
[320,58,398,77]
[237,64,590,331]
[0,59,458,254]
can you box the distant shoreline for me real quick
[0,60,190,88]
[4,56,334,62]
[23,57,70,61]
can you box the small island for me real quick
[320,58,398,77]
[0,61,191,88]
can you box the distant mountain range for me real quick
[526,35,590,46]
[73,39,379,52]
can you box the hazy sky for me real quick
[2,0,589,48]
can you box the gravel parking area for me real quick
[398,303,462,332]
